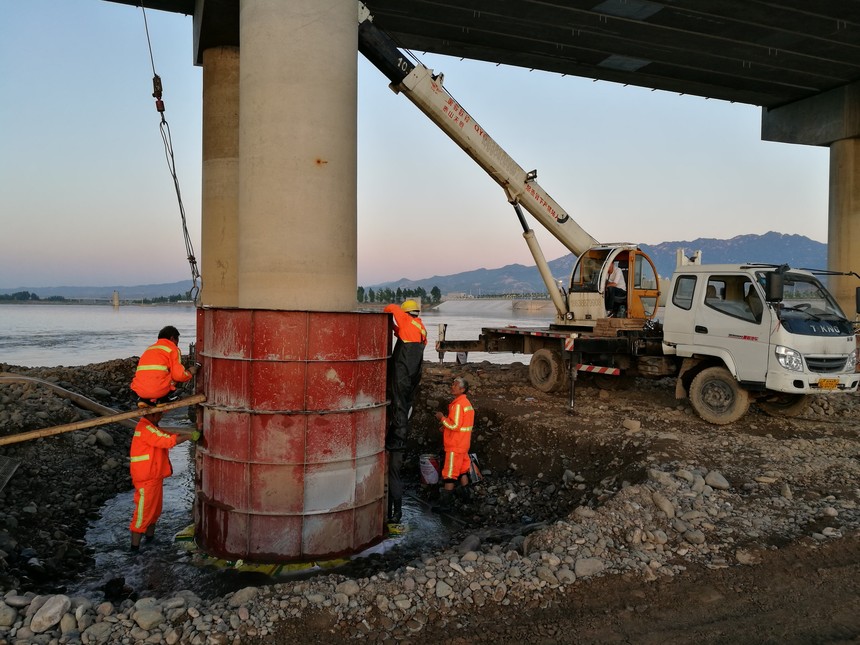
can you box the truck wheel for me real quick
[758,394,810,418]
[529,349,568,393]
[689,366,750,425]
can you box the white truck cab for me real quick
[663,264,858,423]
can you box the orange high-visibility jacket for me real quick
[130,337,193,399]
[129,417,178,482]
[384,304,427,345]
[440,393,474,454]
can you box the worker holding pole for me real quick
[128,410,199,551]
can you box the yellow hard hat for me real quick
[400,299,420,314]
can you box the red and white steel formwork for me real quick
[193,308,389,562]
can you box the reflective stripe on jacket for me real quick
[384,304,427,344]
[130,337,192,399]
[129,417,177,482]
[440,393,474,454]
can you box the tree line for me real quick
[0,291,64,302]
[357,285,442,304]
[0,291,193,304]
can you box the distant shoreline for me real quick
[1,299,552,311]
[0,301,197,306]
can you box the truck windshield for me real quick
[759,271,853,336]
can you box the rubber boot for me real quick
[130,532,142,552]
[432,489,454,513]
[387,498,402,524]
[455,484,471,504]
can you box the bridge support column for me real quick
[201,46,240,308]
[828,139,860,315]
[192,1,389,562]
[237,0,357,310]
[762,80,860,317]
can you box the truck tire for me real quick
[529,349,568,393]
[689,366,750,425]
[758,394,811,418]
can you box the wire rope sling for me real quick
[140,3,201,304]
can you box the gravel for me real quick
[1,359,858,644]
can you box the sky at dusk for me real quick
[0,1,831,289]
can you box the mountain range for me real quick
[1,232,826,300]
[371,231,827,295]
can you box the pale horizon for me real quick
[0,228,825,292]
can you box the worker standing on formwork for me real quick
[383,299,427,524]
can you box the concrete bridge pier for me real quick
[828,138,860,315]
[192,0,389,563]
[763,81,860,318]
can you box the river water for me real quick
[0,301,551,368]
[2,301,551,599]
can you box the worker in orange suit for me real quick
[131,325,198,407]
[128,410,198,551]
[383,299,427,524]
[433,376,475,512]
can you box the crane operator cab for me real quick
[566,244,661,326]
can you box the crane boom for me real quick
[358,5,598,257]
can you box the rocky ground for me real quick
[0,358,859,644]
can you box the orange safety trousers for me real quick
[129,478,164,534]
[442,451,471,481]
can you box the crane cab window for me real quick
[632,253,659,317]
[570,253,606,292]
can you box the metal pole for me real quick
[567,352,579,414]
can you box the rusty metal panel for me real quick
[306,413,355,464]
[249,514,303,558]
[249,414,306,464]
[302,510,355,556]
[354,500,385,550]
[250,360,306,411]
[196,307,390,562]
[205,308,253,359]
[307,312,359,361]
[206,409,250,462]
[355,358,387,408]
[304,460,356,513]
[250,310,308,360]
[207,357,251,409]
[355,453,385,505]
[356,406,386,459]
[249,462,305,514]
[357,311,390,359]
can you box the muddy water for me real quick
[69,411,451,601]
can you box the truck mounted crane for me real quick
[358,3,661,327]
[358,3,859,425]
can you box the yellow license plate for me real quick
[817,378,839,389]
